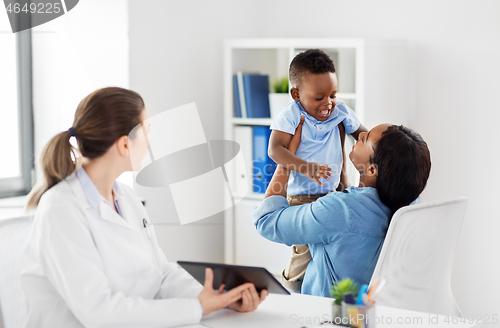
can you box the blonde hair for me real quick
[26,87,144,209]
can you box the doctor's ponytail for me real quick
[26,87,144,209]
[26,130,80,210]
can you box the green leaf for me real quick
[272,77,289,93]
[329,278,359,305]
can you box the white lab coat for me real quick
[21,172,204,328]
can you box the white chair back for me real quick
[370,197,467,317]
[0,215,34,328]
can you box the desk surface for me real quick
[188,293,479,328]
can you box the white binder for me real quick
[233,126,253,196]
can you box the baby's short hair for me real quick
[289,49,336,87]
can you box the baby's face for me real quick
[293,72,337,121]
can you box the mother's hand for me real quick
[288,115,305,155]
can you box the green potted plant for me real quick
[330,278,359,322]
[269,77,293,119]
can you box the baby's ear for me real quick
[290,87,300,102]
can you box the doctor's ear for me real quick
[115,135,130,157]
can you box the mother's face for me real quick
[349,124,391,175]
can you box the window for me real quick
[0,21,33,198]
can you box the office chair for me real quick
[0,215,33,328]
[370,197,468,317]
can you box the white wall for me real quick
[128,0,500,317]
[0,2,130,204]
[31,0,129,167]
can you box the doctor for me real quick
[22,87,267,328]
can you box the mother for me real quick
[253,117,431,297]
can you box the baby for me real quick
[268,49,367,291]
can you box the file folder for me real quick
[253,126,276,193]
[233,75,242,118]
[243,74,271,118]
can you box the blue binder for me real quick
[253,126,276,193]
[243,74,271,118]
[233,75,242,118]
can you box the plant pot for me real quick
[331,303,343,324]
[269,93,293,119]
[341,301,376,328]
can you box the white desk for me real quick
[187,293,480,328]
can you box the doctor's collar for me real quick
[75,167,124,209]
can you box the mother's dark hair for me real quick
[370,125,431,213]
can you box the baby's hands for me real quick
[304,162,332,186]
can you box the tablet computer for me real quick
[177,261,290,295]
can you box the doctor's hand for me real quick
[226,283,267,313]
[198,268,267,316]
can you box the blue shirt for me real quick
[270,100,361,195]
[252,187,392,297]
[76,167,124,217]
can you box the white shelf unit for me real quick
[231,118,273,126]
[223,38,408,275]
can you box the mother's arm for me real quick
[263,116,299,199]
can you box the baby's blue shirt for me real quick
[270,100,360,195]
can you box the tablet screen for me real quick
[178,261,290,295]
